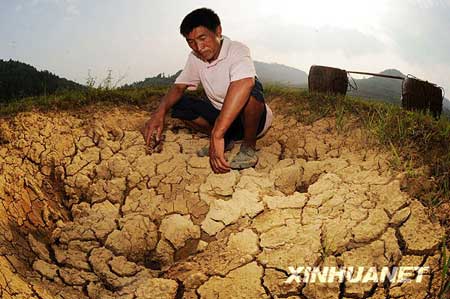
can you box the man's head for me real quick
[180,8,222,62]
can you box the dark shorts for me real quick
[171,77,266,143]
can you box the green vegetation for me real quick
[347,69,405,105]
[119,61,309,89]
[121,71,182,89]
[0,59,84,102]
[253,61,308,87]
[440,236,450,298]
[0,86,169,116]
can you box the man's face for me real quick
[185,25,222,63]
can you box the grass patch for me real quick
[440,236,450,299]
[0,86,169,117]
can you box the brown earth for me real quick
[0,97,446,298]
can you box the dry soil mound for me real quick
[0,98,445,298]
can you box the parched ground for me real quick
[0,97,446,299]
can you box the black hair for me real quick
[180,8,221,36]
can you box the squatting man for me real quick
[144,8,273,174]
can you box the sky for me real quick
[1,0,450,93]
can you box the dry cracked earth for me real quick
[0,97,446,299]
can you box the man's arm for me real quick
[209,77,255,173]
[212,77,255,137]
[144,83,188,145]
[155,83,188,115]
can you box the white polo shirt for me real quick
[175,36,273,137]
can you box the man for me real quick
[144,8,273,174]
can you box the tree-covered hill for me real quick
[122,61,309,89]
[347,69,405,105]
[121,70,182,89]
[0,59,84,102]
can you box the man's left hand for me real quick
[209,135,230,173]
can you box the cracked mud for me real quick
[0,98,446,298]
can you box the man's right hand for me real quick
[144,111,165,146]
[142,84,187,146]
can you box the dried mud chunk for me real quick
[59,268,99,286]
[270,162,303,195]
[135,278,178,299]
[28,234,51,263]
[108,256,139,277]
[108,155,130,178]
[399,200,444,254]
[121,188,163,219]
[263,192,307,210]
[263,268,300,298]
[201,189,264,236]
[155,239,175,267]
[53,247,90,271]
[33,259,59,280]
[105,214,158,262]
[202,171,239,198]
[352,208,389,243]
[258,223,322,270]
[198,262,266,299]
[159,214,201,249]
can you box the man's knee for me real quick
[243,96,264,115]
[182,117,212,134]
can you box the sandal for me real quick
[230,144,258,169]
[197,140,236,157]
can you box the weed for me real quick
[440,236,450,298]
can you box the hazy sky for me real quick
[1,0,450,93]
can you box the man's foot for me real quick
[230,144,258,169]
[197,140,236,157]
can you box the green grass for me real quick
[440,236,450,299]
[0,86,169,116]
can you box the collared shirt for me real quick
[175,36,273,136]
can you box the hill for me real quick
[443,97,450,115]
[347,69,405,105]
[122,70,182,88]
[0,59,84,102]
[347,69,450,117]
[253,61,308,87]
[123,61,308,89]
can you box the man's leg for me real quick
[171,95,219,135]
[241,95,265,149]
[172,95,238,156]
[183,117,212,135]
[229,78,267,170]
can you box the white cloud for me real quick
[31,0,61,6]
[28,0,79,17]
[65,2,79,16]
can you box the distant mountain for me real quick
[348,69,405,105]
[254,61,308,87]
[122,70,182,89]
[0,59,84,102]
[442,97,450,117]
[125,61,308,89]
[347,69,450,117]
[443,97,450,109]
